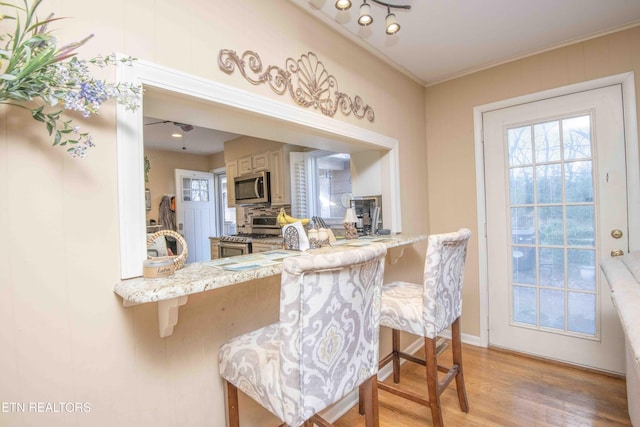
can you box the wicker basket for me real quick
[146,229,188,270]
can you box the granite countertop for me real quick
[114,234,426,305]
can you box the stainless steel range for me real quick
[218,216,281,258]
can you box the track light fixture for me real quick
[335,0,410,34]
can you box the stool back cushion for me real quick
[279,243,387,427]
[424,229,472,338]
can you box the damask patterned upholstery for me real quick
[380,228,471,338]
[219,243,387,427]
[374,228,472,427]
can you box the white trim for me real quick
[621,77,640,252]
[384,144,403,233]
[473,72,640,348]
[211,166,227,238]
[473,109,489,348]
[116,62,147,280]
[116,59,402,278]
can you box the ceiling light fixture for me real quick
[337,0,410,34]
[335,0,352,10]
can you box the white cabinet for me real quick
[238,156,252,175]
[269,147,291,205]
[252,152,269,172]
[226,160,238,206]
[238,153,269,176]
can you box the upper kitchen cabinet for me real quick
[238,152,269,175]
[226,160,238,206]
[269,146,292,205]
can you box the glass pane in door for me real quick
[507,114,598,338]
[183,177,210,202]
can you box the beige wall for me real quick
[425,26,640,337]
[0,1,426,426]
[144,148,212,223]
[224,136,291,162]
[209,151,225,172]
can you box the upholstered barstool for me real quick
[375,229,471,427]
[218,243,387,427]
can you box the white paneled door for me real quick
[175,169,215,263]
[484,85,627,373]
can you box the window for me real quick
[290,151,351,223]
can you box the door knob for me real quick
[611,249,625,257]
[611,229,623,239]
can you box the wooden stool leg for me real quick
[226,381,240,427]
[360,375,380,427]
[425,337,444,427]
[451,319,469,413]
[392,328,401,383]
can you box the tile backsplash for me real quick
[236,205,347,237]
[236,205,291,231]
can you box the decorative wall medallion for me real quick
[218,49,374,122]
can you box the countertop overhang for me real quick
[115,234,427,337]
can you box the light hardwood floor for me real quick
[335,342,631,427]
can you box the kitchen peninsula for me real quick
[114,234,426,337]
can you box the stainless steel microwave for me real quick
[234,171,271,205]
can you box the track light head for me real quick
[335,0,352,10]
[385,10,400,34]
[358,1,373,26]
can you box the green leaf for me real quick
[14,45,55,79]
[30,105,44,121]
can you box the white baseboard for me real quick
[438,329,483,347]
[321,332,482,422]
